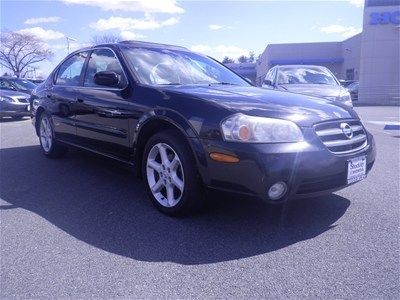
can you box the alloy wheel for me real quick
[146,143,185,208]
[40,116,53,152]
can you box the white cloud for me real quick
[347,0,364,8]
[120,31,146,40]
[63,0,184,14]
[24,16,61,25]
[320,24,362,38]
[17,27,65,40]
[209,24,232,31]
[209,24,223,30]
[215,45,249,59]
[191,44,249,61]
[190,44,212,53]
[90,15,179,31]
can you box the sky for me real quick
[0,0,365,77]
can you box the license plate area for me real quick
[347,155,367,184]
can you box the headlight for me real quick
[0,96,14,103]
[221,114,304,143]
[339,91,352,107]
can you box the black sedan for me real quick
[30,41,375,216]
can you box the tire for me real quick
[11,116,24,120]
[142,130,204,216]
[38,113,67,158]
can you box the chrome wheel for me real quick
[146,143,185,208]
[40,115,53,152]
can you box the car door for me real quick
[74,48,132,160]
[50,51,89,142]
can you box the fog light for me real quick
[268,182,287,201]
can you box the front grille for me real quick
[16,97,28,103]
[314,119,367,154]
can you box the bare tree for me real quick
[222,56,235,64]
[0,31,53,77]
[248,51,255,63]
[238,55,248,63]
[91,33,121,45]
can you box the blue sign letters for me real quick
[370,11,400,25]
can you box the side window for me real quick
[84,49,126,88]
[55,52,88,86]
[0,79,15,90]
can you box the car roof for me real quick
[67,40,190,58]
[275,64,329,69]
[0,76,18,80]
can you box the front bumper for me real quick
[0,102,30,117]
[198,129,376,202]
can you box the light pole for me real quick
[66,36,77,54]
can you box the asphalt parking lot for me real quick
[1,106,399,298]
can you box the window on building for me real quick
[346,69,355,80]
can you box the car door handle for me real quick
[97,109,123,117]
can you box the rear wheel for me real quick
[142,130,203,216]
[38,113,67,158]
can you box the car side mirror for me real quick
[263,79,273,86]
[94,71,120,87]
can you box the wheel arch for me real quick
[133,113,207,180]
[34,106,46,136]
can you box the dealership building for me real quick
[255,0,400,105]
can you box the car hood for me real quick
[162,85,358,127]
[278,84,343,99]
[0,89,29,98]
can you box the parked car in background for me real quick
[0,76,37,95]
[0,89,31,119]
[30,41,375,216]
[339,79,356,87]
[261,65,353,107]
[27,78,45,85]
[347,81,359,102]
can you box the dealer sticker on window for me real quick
[347,156,367,184]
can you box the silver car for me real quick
[0,89,31,119]
[261,65,352,107]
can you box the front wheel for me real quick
[142,130,203,216]
[38,113,67,158]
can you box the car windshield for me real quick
[122,47,250,86]
[10,78,37,90]
[276,67,338,85]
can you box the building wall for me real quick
[341,34,362,80]
[358,2,400,105]
[225,63,257,84]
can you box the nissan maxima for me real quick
[261,65,353,107]
[30,41,375,215]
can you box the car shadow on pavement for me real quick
[0,145,350,265]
